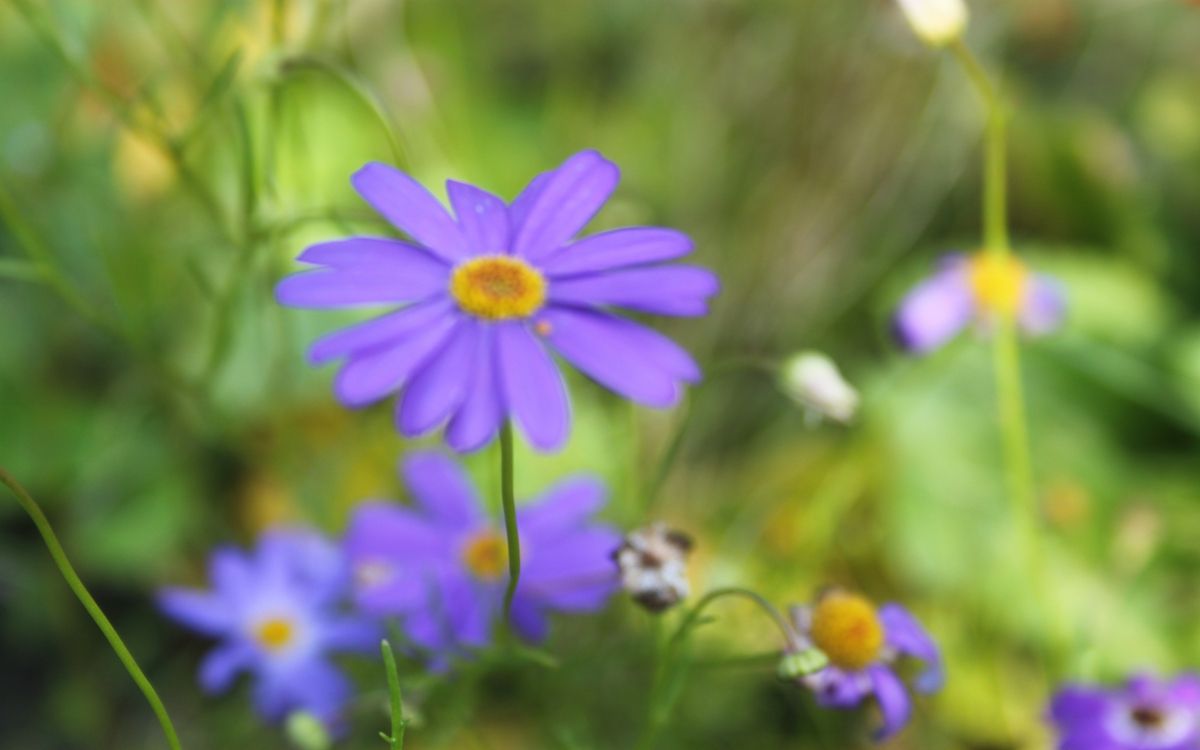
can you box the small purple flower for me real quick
[344,451,620,666]
[788,590,942,740]
[893,252,1065,354]
[159,529,378,725]
[1049,674,1200,750]
[276,150,719,452]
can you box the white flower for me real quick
[778,352,859,424]
[615,523,693,613]
[895,0,968,47]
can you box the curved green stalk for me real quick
[635,588,796,750]
[0,469,183,750]
[499,422,521,627]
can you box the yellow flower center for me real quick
[968,252,1028,315]
[255,617,296,652]
[450,255,547,320]
[462,530,508,580]
[809,591,884,671]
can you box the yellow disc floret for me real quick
[255,617,296,652]
[810,591,885,671]
[968,252,1027,316]
[450,255,547,320]
[462,530,508,580]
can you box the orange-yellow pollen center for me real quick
[462,531,508,580]
[969,253,1028,315]
[810,591,884,670]
[450,255,546,320]
[255,618,295,652]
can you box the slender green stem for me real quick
[0,469,183,750]
[379,640,406,749]
[499,421,521,627]
[635,588,795,750]
[949,40,1064,680]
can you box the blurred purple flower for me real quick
[789,590,942,740]
[344,451,620,667]
[1049,674,1200,750]
[893,252,1064,354]
[276,150,719,453]
[159,529,378,725]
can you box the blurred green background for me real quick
[3,0,1200,747]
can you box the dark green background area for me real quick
[2,0,1200,747]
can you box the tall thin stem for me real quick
[0,469,183,750]
[499,421,521,626]
[949,40,1064,678]
[379,640,407,749]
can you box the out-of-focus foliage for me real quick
[2,0,1200,748]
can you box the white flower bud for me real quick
[896,0,968,47]
[778,352,859,424]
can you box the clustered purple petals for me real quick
[1049,674,1200,750]
[343,451,621,668]
[158,529,378,726]
[892,253,1065,354]
[276,150,719,453]
[790,600,943,739]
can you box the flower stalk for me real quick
[379,640,407,749]
[0,469,183,750]
[499,421,522,627]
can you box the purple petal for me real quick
[256,528,347,601]
[1167,674,1200,709]
[549,265,718,317]
[806,666,873,707]
[869,665,912,740]
[331,312,457,407]
[512,151,619,261]
[442,572,495,649]
[351,162,468,261]
[517,477,607,538]
[397,320,478,436]
[401,452,482,528]
[277,238,449,309]
[445,325,504,452]
[892,261,975,354]
[344,502,448,561]
[320,617,381,653]
[510,597,550,643]
[158,588,232,636]
[198,642,254,693]
[521,528,622,605]
[209,547,255,605]
[308,298,453,365]
[1049,685,1112,723]
[295,237,449,271]
[256,657,352,723]
[1020,273,1066,336]
[495,323,570,451]
[880,604,943,692]
[447,180,510,255]
[509,171,551,236]
[540,228,695,277]
[541,307,699,407]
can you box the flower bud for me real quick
[614,523,693,613]
[778,352,859,424]
[777,648,830,680]
[284,711,332,750]
[895,0,968,47]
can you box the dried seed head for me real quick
[614,523,693,613]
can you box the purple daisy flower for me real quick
[893,252,1065,354]
[343,451,620,666]
[159,529,378,725]
[276,150,719,452]
[1049,674,1200,750]
[788,590,942,740]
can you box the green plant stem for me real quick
[949,40,1064,681]
[379,640,406,749]
[499,421,521,628]
[635,588,795,750]
[0,469,183,750]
